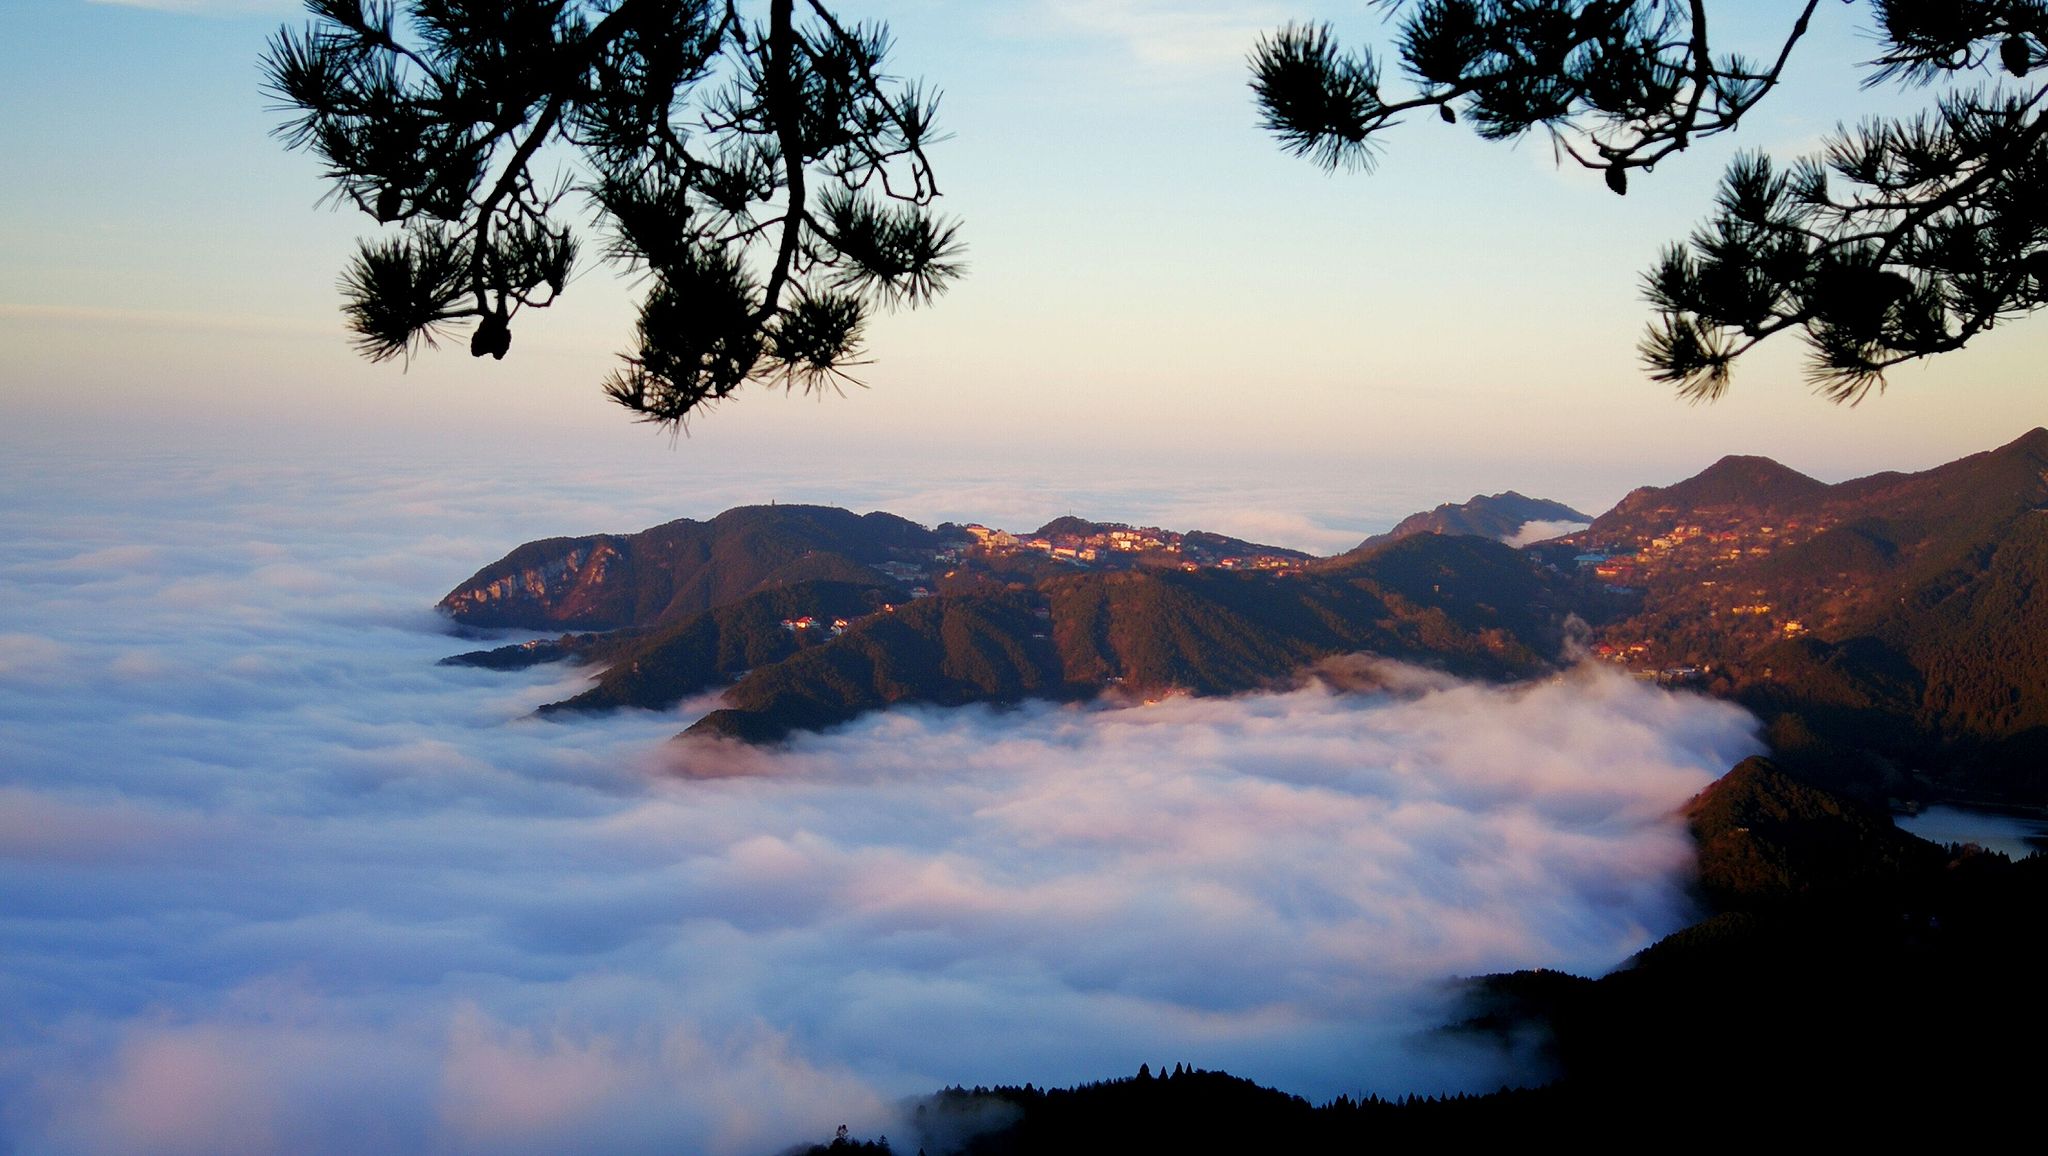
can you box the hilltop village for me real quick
[950,520,1308,572]
[1541,513,1841,683]
[440,429,2048,807]
[777,519,1312,635]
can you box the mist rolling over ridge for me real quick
[8,0,2048,1144]
[0,444,1765,1155]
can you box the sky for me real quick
[4,0,2044,519]
[0,5,2038,1153]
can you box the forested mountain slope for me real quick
[440,431,2048,801]
[439,504,939,630]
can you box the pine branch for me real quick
[265,0,964,429]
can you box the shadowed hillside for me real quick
[807,758,2046,1153]
[536,580,904,716]
[442,431,2048,800]
[688,538,1565,742]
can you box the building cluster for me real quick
[1590,514,1833,572]
[1214,554,1302,571]
[1571,510,1842,615]
[780,616,854,636]
[1564,506,1863,678]
[1591,642,1707,685]
[1591,642,1650,662]
[876,560,928,583]
[952,523,1302,574]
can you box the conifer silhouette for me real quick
[265,0,963,427]
[1252,1,2048,401]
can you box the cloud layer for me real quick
[0,441,1760,1154]
[1505,518,1593,548]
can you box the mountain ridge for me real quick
[439,503,940,630]
[444,429,2048,803]
[1345,490,1591,555]
[1540,426,2048,801]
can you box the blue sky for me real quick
[4,1,2044,517]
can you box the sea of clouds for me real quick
[0,434,1762,1155]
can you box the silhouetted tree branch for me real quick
[264,0,964,428]
[1251,1,2048,401]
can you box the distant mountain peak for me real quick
[1593,455,1828,532]
[1344,491,1591,556]
[1995,426,2048,460]
[1691,454,1828,498]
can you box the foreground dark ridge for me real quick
[443,428,2048,804]
[792,758,2047,1154]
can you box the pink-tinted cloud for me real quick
[0,443,1762,1154]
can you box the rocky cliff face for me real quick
[439,539,628,628]
[438,505,941,631]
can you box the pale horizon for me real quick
[6,1,2044,490]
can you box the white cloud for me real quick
[1041,0,1289,75]
[0,440,1761,1153]
[1505,518,1592,547]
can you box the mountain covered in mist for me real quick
[444,428,2048,804]
[449,524,1570,743]
[427,436,2048,1151]
[1342,490,1591,554]
[838,757,2046,1152]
